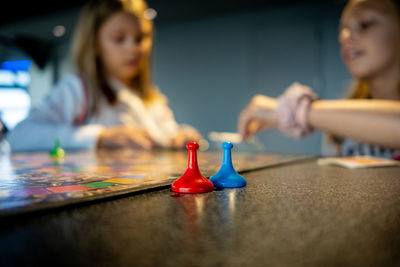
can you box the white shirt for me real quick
[7,74,181,152]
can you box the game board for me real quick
[0,149,312,217]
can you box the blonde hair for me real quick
[327,0,400,148]
[342,0,400,100]
[72,0,161,114]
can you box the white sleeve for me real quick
[7,75,105,152]
[152,100,179,132]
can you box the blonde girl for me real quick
[8,0,201,152]
[238,0,400,158]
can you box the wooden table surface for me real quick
[1,159,400,267]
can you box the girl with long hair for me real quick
[8,0,201,151]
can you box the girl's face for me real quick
[97,11,149,85]
[339,1,400,79]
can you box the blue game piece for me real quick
[210,142,247,188]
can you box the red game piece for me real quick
[171,142,214,193]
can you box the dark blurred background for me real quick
[0,0,345,26]
[0,0,350,154]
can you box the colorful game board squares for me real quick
[56,172,81,177]
[118,174,147,179]
[79,181,118,188]
[46,185,92,193]
[103,178,138,184]
[10,188,52,197]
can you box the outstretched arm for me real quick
[309,100,400,148]
[238,96,400,149]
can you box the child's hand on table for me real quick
[97,126,155,150]
[171,126,203,150]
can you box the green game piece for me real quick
[49,137,65,163]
